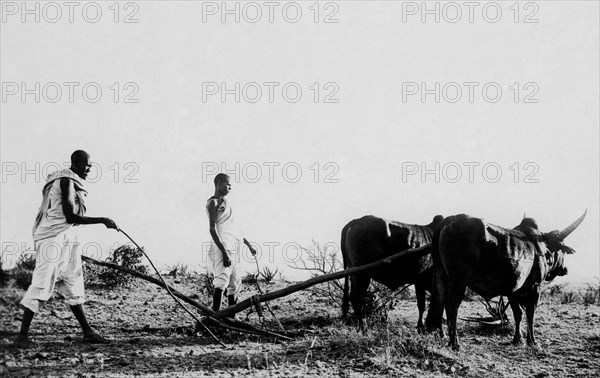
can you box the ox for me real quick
[341,215,444,330]
[425,211,587,350]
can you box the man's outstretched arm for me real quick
[60,178,118,229]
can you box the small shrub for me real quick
[241,271,257,285]
[12,269,33,290]
[363,282,393,325]
[16,253,36,271]
[481,296,510,325]
[197,269,214,302]
[177,262,190,277]
[165,262,192,279]
[548,283,567,297]
[580,279,600,306]
[83,261,104,287]
[561,290,578,304]
[94,245,148,287]
[10,252,37,289]
[260,266,278,284]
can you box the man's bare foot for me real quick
[83,332,111,344]
[13,335,32,348]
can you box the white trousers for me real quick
[207,241,241,296]
[21,228,84,313]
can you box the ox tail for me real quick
[340,220,353,319]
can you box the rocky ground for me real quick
[1,276,599,377]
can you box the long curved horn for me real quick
[559,210,587,240]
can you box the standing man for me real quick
[206,173,256,313]
[14,150,118,347]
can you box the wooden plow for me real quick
[82,245,431,342]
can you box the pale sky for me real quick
[1,1,598,285]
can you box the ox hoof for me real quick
[448,341,460,351]
[512,337,524,346]
[528,344,544,355]
[13,335,33,349]
[426,327,445,339]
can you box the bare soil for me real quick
[1,278,599,377]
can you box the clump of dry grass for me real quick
[543,279,600,305]
[5,252,36,289]
[165,261,192,278]
[322,321,462,375]
[581,279,600,305]
[260,266,279,284]
[197,269,214,302]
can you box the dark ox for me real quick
[425,211,587,350]
[341,215,444,330]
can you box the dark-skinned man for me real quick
[14,150,118,347]
[206,173,256,315]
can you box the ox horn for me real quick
[559,210,587,240]
[523,213,527,219]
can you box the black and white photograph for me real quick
[1,1,598,376]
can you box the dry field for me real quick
[1,275,599,377]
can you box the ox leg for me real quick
[415,282,426,333]
[524,288,540,347]
[446,281,466,351]
[341,276,350,320]
[350,274,371,331]
[425,266,446,338]
[509,298,523,345]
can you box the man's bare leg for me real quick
[14,308,35,347]
[212,288,223,312]
[228,294,236,320]
[70,304,110,343]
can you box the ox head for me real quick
[542,210,587,281]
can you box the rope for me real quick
[252,254,285,332]
[118,229,226,347]
[250,295,264,323]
